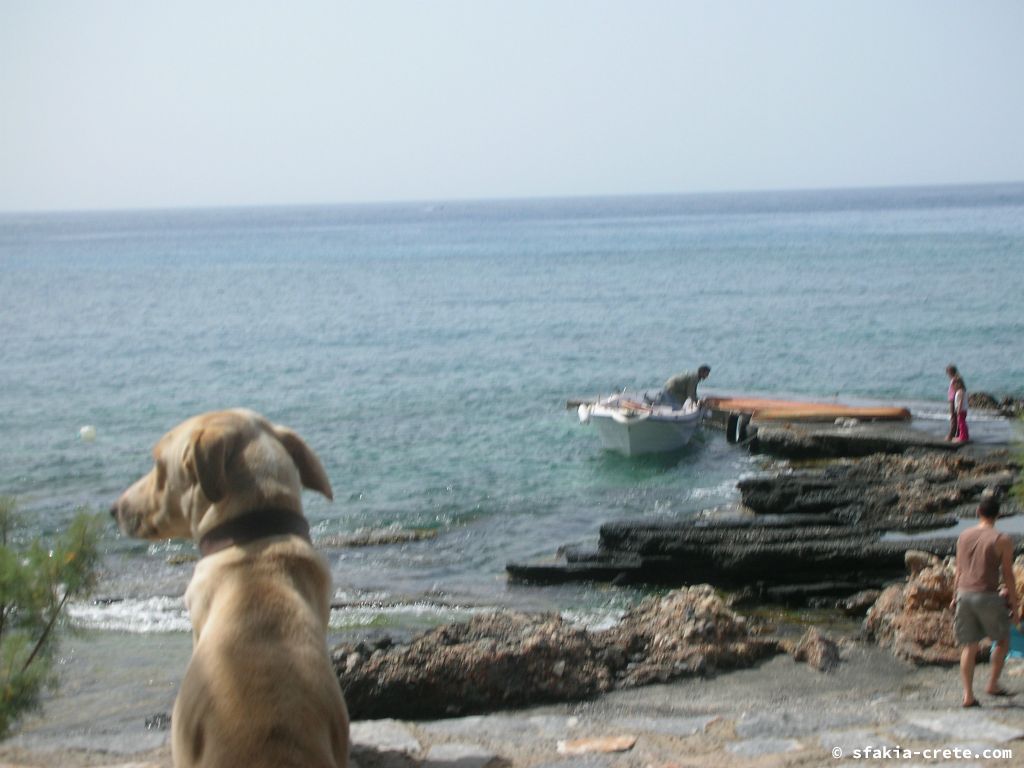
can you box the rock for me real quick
[818,730,894,755]
[749,422,955,459]
[603,585,779,687]
[969,392,1002,411]
[144,712,170,731]
[727,737,803,757]
[738,453,1017,528]
[840,589,881,616]
[318,528,439,548]
[349,719,422,755]
[864,557,966,664]
[336,612,613,720]
[999,396,1024,418]
[905,549,940,576]
[335,586,778,720]
[424,743,500,767]
[608,716,715,738]
[791,627,840,672]
[556,735,637,755]
[970,392,1024,418]
[903,711,1024,742]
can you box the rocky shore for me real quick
[507,420,1022,606]
[2,403,1021,768]
[971,392,1024,419]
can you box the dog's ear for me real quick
[273,426,334,501]
[185,425,239,503]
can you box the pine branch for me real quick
[20,590,69,675]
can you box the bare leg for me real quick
[961,643,979,705]
[987,638,1009,694]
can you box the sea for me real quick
[1,183,1023,747]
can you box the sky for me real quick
[1,1,1023,212]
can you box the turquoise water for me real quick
[1,184,1023,637]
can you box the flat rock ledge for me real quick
[507,450,1022,604]
[748,421,958,459]
[334,585,780,720]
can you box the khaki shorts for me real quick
[955,591,1010,645]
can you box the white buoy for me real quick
[79,425,97,443]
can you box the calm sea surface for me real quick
[1,184,1023,740]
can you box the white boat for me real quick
[577,393,704,456]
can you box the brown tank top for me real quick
[957,525,1004,593]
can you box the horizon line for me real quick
[2,178,1023,218]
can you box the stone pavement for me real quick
[348,646,1024,767]
[3,647,1024,767]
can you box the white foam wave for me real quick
[68,593,630,643]
[561,608,626,632]
[68,596,190,634]
[329,602,480,630]
[687,479,740,501]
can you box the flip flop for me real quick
[986,688,1014,697]
[962,700,982,708]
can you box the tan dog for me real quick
[111,409,349,768]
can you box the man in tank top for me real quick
[951,494,1019,707]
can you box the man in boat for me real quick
[660,365,711,407]
[950,492,1019,707]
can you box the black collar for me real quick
[198,508,312,558]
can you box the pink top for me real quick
[948,379,956,402]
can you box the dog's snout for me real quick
[109,501,119,519]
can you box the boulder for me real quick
[864,559,959,664]
[970,392,1024,418]
[603,585,778,688]
[334,586,779,720]
[905,549,940,577]
[790,627,841,672]
[840,589,882,617]
[334,611,611,720]
[864,555,1024,665]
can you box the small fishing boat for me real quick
[577,393,703,456]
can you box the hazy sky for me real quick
[2,1,1022,211]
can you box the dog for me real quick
[111,409,349,768]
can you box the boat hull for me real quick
[589,410,700,456]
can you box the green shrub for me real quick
[0,497,101,739]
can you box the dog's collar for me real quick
[198,508,312,558]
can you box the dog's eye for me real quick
[155,461,167,491]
